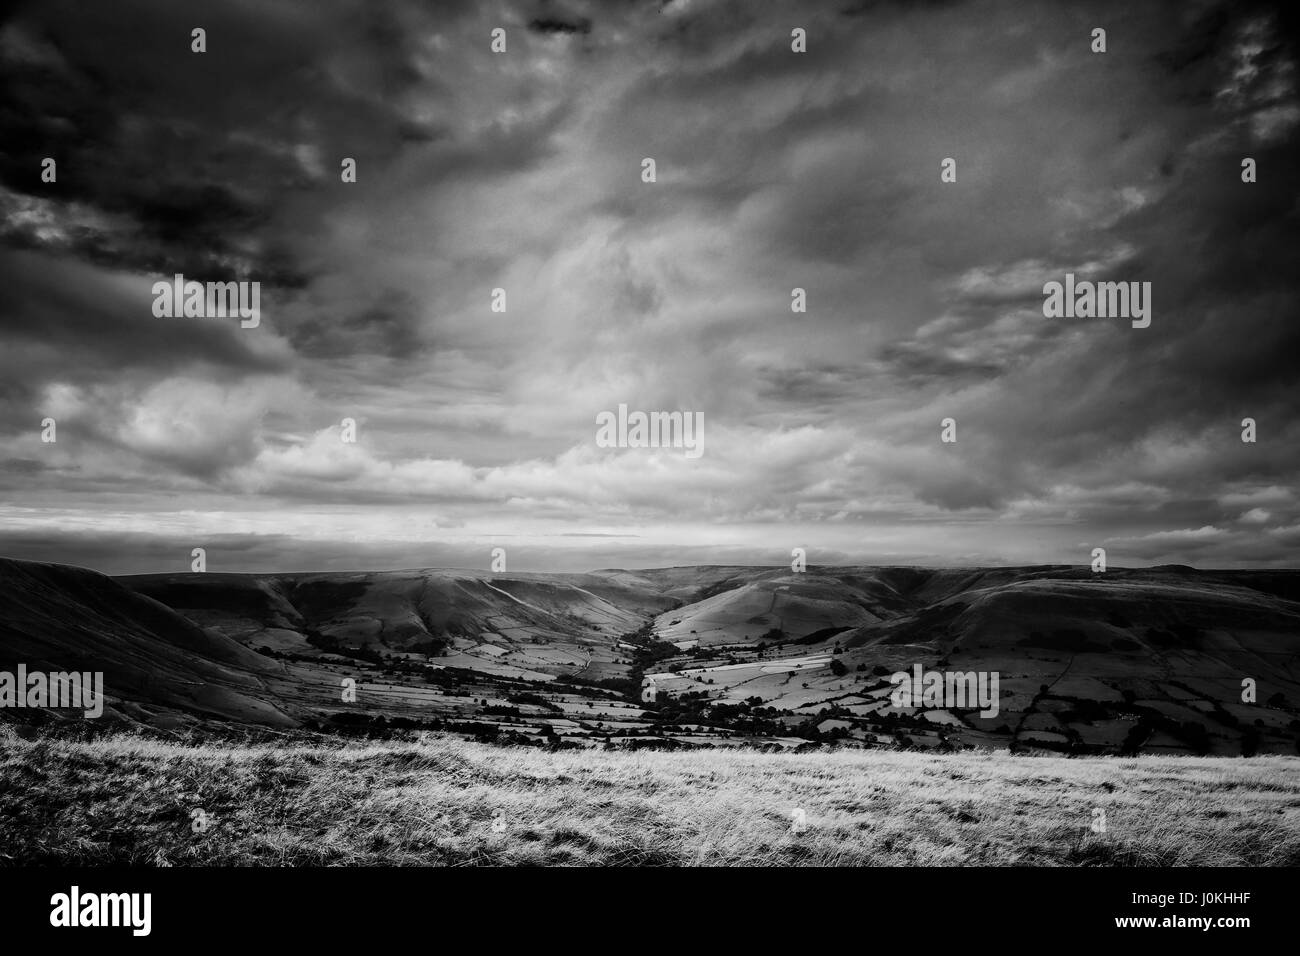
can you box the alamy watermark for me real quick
[595,403,704,459]
[1042,273,1150,329]
[0,664,104,718]
[889,664,1000,718]
[50,886,150,936]
[151,273,260,328]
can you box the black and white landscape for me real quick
[4,558,1300,757]
[1,0,1299,872]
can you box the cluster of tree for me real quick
[319,712,444,738]
[603,626,683,703]
[506,691,563,712]
[555,672,637,697]
[304,630,386,665]
[478,704,523,718]
[1118,715,1213,757]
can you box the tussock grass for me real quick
[1,727,1297,866]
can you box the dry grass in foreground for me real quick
[1,728,1298,866]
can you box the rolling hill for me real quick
[1,557,1298,754]
[0,558,296,727]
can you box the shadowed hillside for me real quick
[0,558,296,727]
[2,558,1298,754]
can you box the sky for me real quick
[0,0,1298,575]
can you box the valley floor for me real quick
[4,729,1299,866]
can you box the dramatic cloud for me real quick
[0,0,1297,573]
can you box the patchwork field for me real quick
[4,559,1299,755]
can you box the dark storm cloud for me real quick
[0,0,464,282]
[528,16,592,37]
[0,0,1297,572]
[287,290,425,360]
[0,250,286,372]
[876,341,1004,386]
[755,365,865,408]
[0,458,50,476]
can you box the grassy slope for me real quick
[3,728,1298,866]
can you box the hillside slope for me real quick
[0,558,297,727]
[3,558,1298,754]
